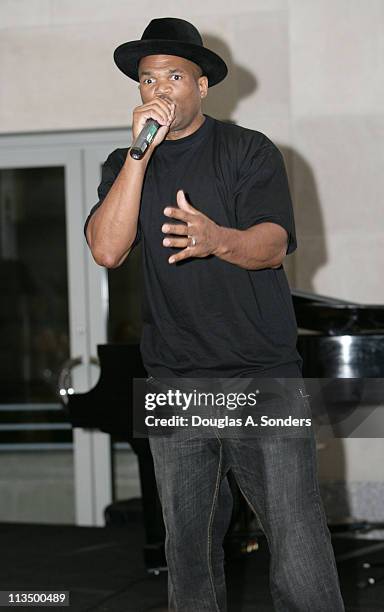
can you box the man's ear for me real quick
[199,75,209,99]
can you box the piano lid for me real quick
[291,289,384,335]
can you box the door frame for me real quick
[0,127,131,526]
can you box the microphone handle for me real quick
[130,119,161,160]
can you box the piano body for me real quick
[64,289,384,570]
[294,289,384,378]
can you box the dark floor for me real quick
[2,519,384,611]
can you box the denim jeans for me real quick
[147,377,345,612]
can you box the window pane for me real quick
[0,166,70,445]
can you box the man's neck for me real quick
[165,113,205,141]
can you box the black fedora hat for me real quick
[113,17,228,87]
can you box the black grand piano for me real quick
[63,290,384,571]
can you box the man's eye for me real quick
[171,74,182,80]
[143,78,154,85]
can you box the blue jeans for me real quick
[147,378,345,612]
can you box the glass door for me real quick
[0,143,112,526]
[83,140,143,516]
[0,165,69,410]
[83,143,142,349]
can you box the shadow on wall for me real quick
[282,146,327,292]
[201,34,328,293]
[201,34,257,120]
[201,32,349,533]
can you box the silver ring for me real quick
[190,236,197,247]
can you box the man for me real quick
[84,17,345,612]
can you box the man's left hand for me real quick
[162,190,221,264]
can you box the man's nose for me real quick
[153,79,171,96]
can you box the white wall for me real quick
[1,0,383,302]
[1,0,383,511]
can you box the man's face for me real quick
[138,55,208,132]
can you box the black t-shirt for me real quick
[84,115,303,378]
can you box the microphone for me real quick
[130,119,160,160]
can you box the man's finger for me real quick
[163,237,189,248]
[169,247,193,264]
[164,207,191,222]
[176,189,197,212]
[162,223,189,236]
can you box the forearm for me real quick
[87,154,148,268]
[213,222,287,270]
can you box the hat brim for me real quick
[113,39,228,87]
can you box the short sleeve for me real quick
[234,144,297,255]
[83,149,141,249]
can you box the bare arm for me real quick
[212,222,288,269]
[86,97,175,268]
[86,155,148,268]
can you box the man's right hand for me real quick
[132,97,176,152]
[88,98,177,267]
